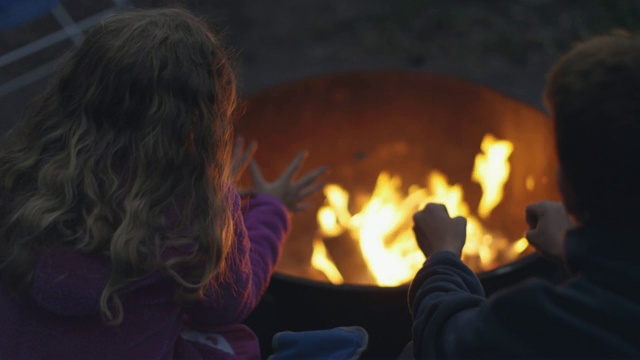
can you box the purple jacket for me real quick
[0,193,290,359]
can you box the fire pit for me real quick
[238,71,568,358]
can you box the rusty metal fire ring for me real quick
[237,71,568,358]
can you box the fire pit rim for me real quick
[241,69,548,115]
[272,252,544,291]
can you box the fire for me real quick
[312,133,530,286]
[472,134,514,219]
[311,239,344,285]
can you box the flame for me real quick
[472,134,514,219]
[312,133,530,286]
[311,238,344,284]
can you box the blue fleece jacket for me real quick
[409,226,640,358]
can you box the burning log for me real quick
[317,233,376,285]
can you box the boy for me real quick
[410,33,640,358]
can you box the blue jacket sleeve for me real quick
[409,251,486,357]
[409,251,569,358]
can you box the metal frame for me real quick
[0,0,130,97]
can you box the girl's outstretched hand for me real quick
[248,151,328,212]
[412,203,467,258]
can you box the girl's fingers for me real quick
[235,142,258,178]
[232,137,245,166]
[297,182,324,199]
[241,140,258,164]
[248,160,266,185]
[294,166,329,188]
[245,140,258,156]
[231,137,243,170]
[287,182,325,212]
[234,136,245,151]
[281,151,308,181]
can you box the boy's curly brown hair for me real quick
[545,32,640,227]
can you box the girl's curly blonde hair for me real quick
[0,7,237,325]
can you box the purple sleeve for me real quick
[184,192,290,328]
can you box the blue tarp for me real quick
[0,0,60,32]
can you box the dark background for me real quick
[2,0,640,135]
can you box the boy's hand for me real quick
[525,201,573,263]
[412,203,467,258]
[248,151,328,212]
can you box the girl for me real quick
[0,7,326,359]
